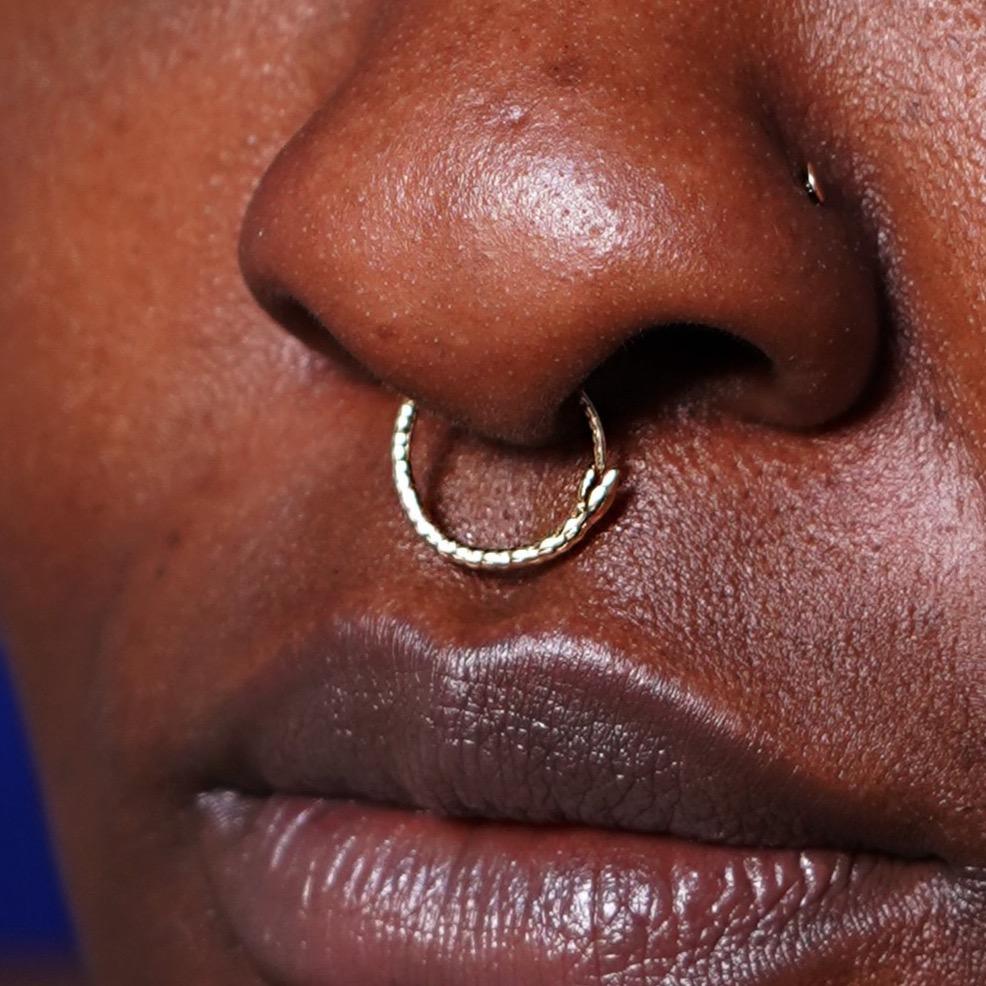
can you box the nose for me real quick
[240,2,879,443]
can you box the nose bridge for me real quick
[241,0,879,440]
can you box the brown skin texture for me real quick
[0,960,84,986]
[1,0,985,982]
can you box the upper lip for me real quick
[212,613,946,862]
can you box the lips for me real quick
[194,615,984,985]
[212,619,943,857]
[199,792,947,986]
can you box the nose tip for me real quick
[240,14,880,443]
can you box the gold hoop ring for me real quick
[391,392,620,571]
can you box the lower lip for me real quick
[198,792,940,986]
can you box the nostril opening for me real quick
[585,323,773,432]
[262,293,373,383]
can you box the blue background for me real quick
[0,652,74,954]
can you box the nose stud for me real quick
[391,391,620,571]
[804,162,826,205]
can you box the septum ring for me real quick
[391,391,620,571]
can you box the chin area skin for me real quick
[1,1,985,984]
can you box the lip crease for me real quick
[195,615,980,984]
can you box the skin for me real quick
[0,0,985,982]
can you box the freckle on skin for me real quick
[544,56,588,89]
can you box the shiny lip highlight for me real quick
[197,792,947,986]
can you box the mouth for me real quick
[195,617,983,985]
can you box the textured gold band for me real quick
[391,391,620,571]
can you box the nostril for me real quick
[262,293,375,385]
[586,324,775,431]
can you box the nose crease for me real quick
[240,2,881,444]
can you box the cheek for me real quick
[0,1,372,643]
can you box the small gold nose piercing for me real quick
[804,162,825,204]
[391,391,620,571]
